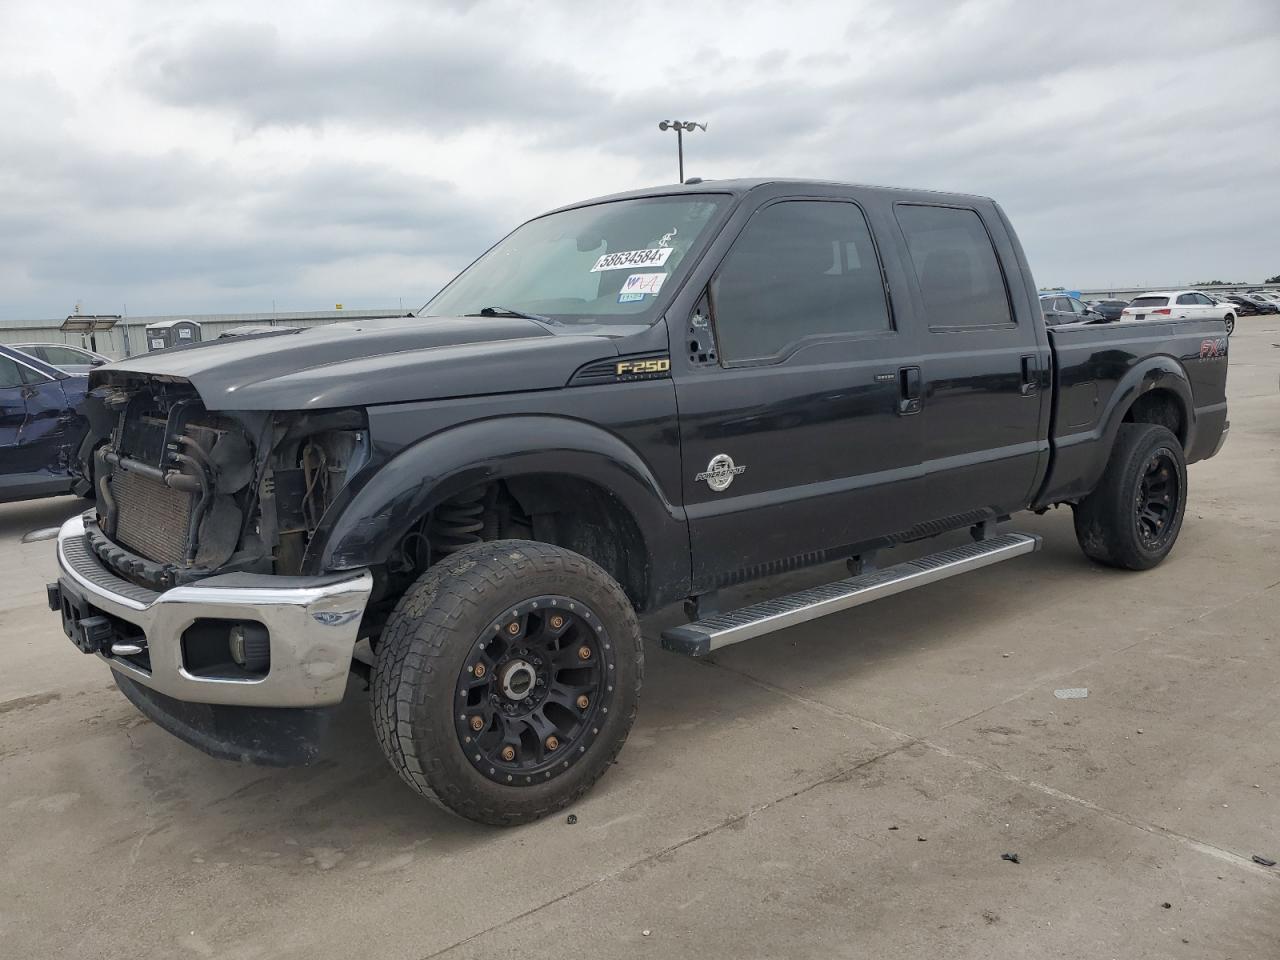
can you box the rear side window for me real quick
[895,205,1013,329]
[1129,296,1170,308]
[1175,294,1197,305]
[711,200,891,363]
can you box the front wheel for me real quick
[1072,423,1188,570]
[371,540,643,826]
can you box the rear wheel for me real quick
[1224,313,1236,335]
[1073,423,1187,570]
[371,540,643,826]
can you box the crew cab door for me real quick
[890,202,1050,522]
[673,195,923,592]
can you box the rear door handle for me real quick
[898,366,922,415]
[1020,355,1040,396]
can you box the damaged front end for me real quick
[85,372,369,591]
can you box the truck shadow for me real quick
[0,494,84,541]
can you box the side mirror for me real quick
[90,359,106,367]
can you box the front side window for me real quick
[26,345,87,365]
[424,195,728,324]
[0,356,25,389]
[895,204,1014,329]
[710,200,891,363]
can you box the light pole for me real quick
[658,120,707,183]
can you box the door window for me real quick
[28,345,89,365]
[0,356,25,389]
[1176,293,1197,305]
[710,200,891,363]
[895,205,1014,329]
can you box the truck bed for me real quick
[1038,318,1229,506]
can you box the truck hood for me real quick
[93,316,624,410]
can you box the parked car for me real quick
[1222,295,1260,316]
[11,342,111,376]
[0,344,90,503]
[1240,294,1279,315]
[1122,290,1238,334]
[1040,294,1104,326]
[1088,299,1129,321]
[49,178,1229,825]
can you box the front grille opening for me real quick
[181,619,271,680]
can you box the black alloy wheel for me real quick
[1133,450,1181,552]
[454,596,615,786]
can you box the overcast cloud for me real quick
[1,0,1277,319]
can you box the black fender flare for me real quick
[304,416,690,608]
[1049,355,1195,505]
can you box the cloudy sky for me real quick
[2,0,1277,320]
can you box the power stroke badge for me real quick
[695,454,746,492]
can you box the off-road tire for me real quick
[1072,423,1187,570]
[371,540,643,826]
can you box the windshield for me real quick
[423,195,729,324]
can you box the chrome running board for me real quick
[662,533,1041,657]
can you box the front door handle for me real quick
[898,366,922,415]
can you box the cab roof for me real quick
[545,178,996,216]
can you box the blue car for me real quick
[0,343,91,503]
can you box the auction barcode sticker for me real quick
[590,247,674,272]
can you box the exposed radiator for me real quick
[112,469,193,566]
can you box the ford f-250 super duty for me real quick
[46,179,1229,825]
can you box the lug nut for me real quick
[550,615,564,629]
[473,663,486,678]
[576,695,590,709]
[469,716,484,732]
[577,646,591,661]
[506,621,520,635]
[545,736,559,751]
[500,745,516,762]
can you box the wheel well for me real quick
[504,475,650,609]
[381,475,651,614]
[1122,389,1187,448]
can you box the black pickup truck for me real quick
[47,179,1229,825]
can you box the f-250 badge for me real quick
[696,454,746,492]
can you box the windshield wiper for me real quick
[469,306,557,325]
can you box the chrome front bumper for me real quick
[53,514,373,708]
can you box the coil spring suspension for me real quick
[429,488,489,554]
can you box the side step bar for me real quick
[662,533,1041,657]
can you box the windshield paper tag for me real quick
[620,273,668,296]
[591,247,674,272]
[618,292,646,303]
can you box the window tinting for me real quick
[1176,293,1197,305]
[896,205,1013,328]
[711,200,890,363]
[28,345,87,364]
[0,356,24,389]
[1129,296,1170,308]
